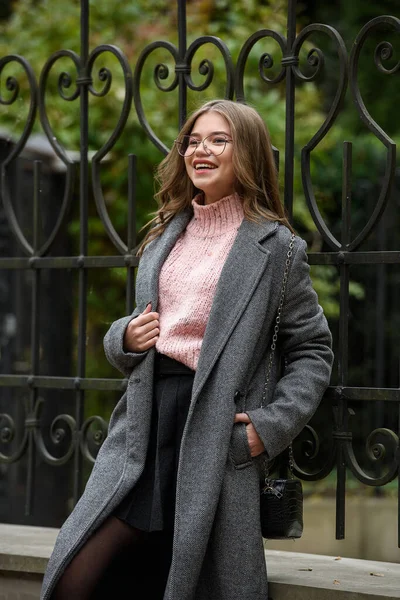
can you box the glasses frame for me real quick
[174,133,233,157]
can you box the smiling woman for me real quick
[139,99,293,252]
[42,100,333,600]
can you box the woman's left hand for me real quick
[234,413,265,457]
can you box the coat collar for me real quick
[138,208,193,310]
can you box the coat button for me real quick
[234,391,241,403]
[134,377,141,383]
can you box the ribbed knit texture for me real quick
[156,193,244,370]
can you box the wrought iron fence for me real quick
[0,0,399,543]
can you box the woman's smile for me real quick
[192,159,218,173]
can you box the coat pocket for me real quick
[229,422,253,469]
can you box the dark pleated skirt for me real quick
[114,353,195,533]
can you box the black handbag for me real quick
[259,233,304,540]
[260,452,303,540]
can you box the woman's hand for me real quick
[123,303,160,353]
[234,413,265,457]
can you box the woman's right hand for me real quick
[123,303,160,352]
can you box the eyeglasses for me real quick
[174,134,232,157]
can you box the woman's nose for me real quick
[194,139,207,155]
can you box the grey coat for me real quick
[41,211,333,600]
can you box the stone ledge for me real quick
[1,524,400,599]
[0,524,59,574]
[265,550,400,599]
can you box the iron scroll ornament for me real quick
[89,45,133,254]
[0,401,108,467]
[289,424,337,483]
[345,427,399,487]
[235,29,288,99]
[295,24,348,251]
[0,413,27,464]
[36,49,80,257]
[133,36,234,157]
[289,419,399,487]
[346,15,399,252]
[0,54,39,256]
[39,46,134,256]
[287,417,399,487]
[235,19,398,253]
[235,23,348,230]
[303,17,399,251]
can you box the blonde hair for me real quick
[137,99,293,255]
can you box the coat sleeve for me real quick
[103,308,150,377]
[246,238,334,461]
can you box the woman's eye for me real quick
[213,137,227,144]
[188,138,198,146]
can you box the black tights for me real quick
[51,516,173,600]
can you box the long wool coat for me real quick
[41,210,333,600]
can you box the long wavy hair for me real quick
[137,99,293,255]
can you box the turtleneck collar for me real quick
[186,193,244,238]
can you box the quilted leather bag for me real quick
[259,233,304,540]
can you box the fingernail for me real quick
[146,302,151,307]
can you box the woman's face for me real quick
[184,112,235,205]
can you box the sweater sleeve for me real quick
[246,239,334,460]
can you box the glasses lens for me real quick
[176,135,197,156]
[203,134,228,156]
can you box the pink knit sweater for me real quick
[155,193,244,370]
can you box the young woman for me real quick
[42,99,333,600]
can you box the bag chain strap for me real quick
[261,233,296,492]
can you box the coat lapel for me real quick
[137,209,192,310]
[192,218,279,398]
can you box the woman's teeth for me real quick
[195,163,216,170]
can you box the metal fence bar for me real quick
[73,0,90,502]
[335,142,352,539]
[2,252,400,270]
[126,154,137,316]
[25,160,42,515]
[283,0,297,221]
